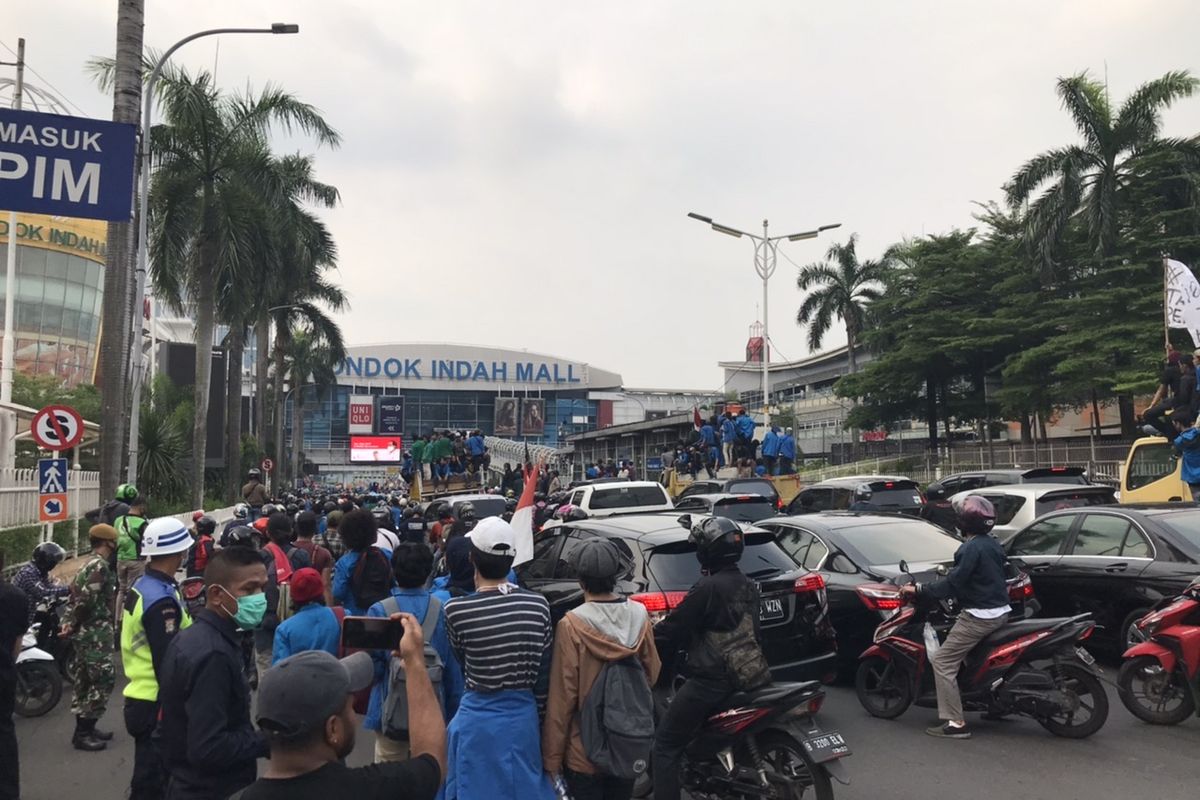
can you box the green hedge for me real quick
[0,519,83,573]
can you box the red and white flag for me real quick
[693,406,703,430]
[511,461,540,567]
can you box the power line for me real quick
[0,39,91,117]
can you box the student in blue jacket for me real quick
[1173,413,1200,502]
[272,568,340,663]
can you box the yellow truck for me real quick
[1119,436,1190,503]
[662,468,806,507]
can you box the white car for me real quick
[949,483,1118,542]
[565,480,674,518]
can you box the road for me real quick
[14,673,1197,800]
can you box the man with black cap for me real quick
[242,617,445,800]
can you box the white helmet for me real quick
[234,503,249,519]
[141,517,195,557]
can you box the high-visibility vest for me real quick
[121,572,192,701]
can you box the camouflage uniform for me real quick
[66,552,117,718]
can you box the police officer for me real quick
[121,517,194,800]
[61,524,119,751]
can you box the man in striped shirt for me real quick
[441,518,554,800]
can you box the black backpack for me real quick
[351,547,393,610]
[579,656,654,779]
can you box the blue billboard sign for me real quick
[0,108,137,221]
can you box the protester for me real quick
[243,631,446,800]
[543,539,660,800]
[159,547,270,799]
[258,513,312,680]
[12,542,69,624]
[442,517,554,800]
[319,509,346,559]
[0,557,28,800]
[761,425,781,475]
[332,510,395,616]
[1142,349,1183,437]
[1173,411,1200,502]
[62,524,119,751]
[366,543,463,763]
[779,427,796,474]
[121,517,195,800]
[272,568,340,663]
[432,535,477,603]
[243,469,270,521]
[734,409,756,459]
[114,495,150,626]
[292,511,335,602]
[720,412,737,469]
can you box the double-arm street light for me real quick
[688,213,841,427]
[126,23,300,483]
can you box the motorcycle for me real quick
[634,679,850,800]
[15,625,63,717]
[31,596,75,683]
[854,561,1108,739]
[1116,575,1200,725]
[180,576,208,617]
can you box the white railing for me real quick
[0,467,100,530]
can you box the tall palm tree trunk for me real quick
[292,393,305,485]
[224,325,245,503]
[191,186,219,507]
[272,320,291,487]
[255,318,270,452]
[98,0,144,498]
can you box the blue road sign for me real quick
[0,108,137,221]
[38,458,68,494]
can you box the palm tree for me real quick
[279,328,342,485]
[1005,70,1200,276]
[143,67,339,506]
[795,234,888,373]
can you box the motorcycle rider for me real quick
[12,543,70,625]
[898,495,1010,739]
[243,469,269,522]
[652,517,770,800]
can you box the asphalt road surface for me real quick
[14,677,1199,800]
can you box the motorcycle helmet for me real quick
[195,515,217,537]
[954,495,996,537]
[224,525,260,549]
[233,503,249,520]
[248,468,261,479]
[261,503,278,517]
[285,503,299,517]
[191,510,206,523]
[115,483,139,503]
[32,542,66,573]
[457,503,478,524]
[505,489,515,499]
[689,517,744,570]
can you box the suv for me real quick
[516,514,839,683]
[926,467,1089,498]
[673,493,779,523]
[422,494,507,522]
[564,481,674,518]
[676,477,782,509]
[949,483,1118,542]
[786,476,925,517]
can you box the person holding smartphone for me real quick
[242,614,446,800]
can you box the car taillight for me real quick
[630,591,688,624]
[776,497,785,510]
[856,582,902,611]
[1008,574,1035,603]
[794,573,825,593]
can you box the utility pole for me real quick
[0,39,25,469]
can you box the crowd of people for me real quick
[660,410,798,480]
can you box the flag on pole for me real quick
[511,460,540,567]
[1166,258,1200,346]
[693,406,703,430]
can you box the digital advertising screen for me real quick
[349,435,404,463]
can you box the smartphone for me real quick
[341,616,403,651]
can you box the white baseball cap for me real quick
[468,516,517,557]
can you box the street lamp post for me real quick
[687,213,840,427]
[126,23,300,483]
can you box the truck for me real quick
[1119,436,1190,503]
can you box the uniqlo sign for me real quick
[348,394,375,434]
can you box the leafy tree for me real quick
[795,234,888,374]
[280,328,341,484]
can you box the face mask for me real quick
[218,586,268,630]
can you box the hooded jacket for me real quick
[762,427,782,457]
[542,599,661,776]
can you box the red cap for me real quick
[290,568,325,605]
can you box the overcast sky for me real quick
[8,1,1200,391]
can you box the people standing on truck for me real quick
[734,409,756,459]
[244,469,270,522]
[761,426,781,475]
[778,428,796,474]
[720,412,737,469]
[1172,412,1200,503]
[1142,349,1183,437]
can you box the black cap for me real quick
[256,651,373,737]
[570,538,624,580]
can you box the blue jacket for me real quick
[699,424,716,446]
[365,588,464,732]
[466,435,486,457]
[721,418,736,443]
[332,549,396,616]
[780,433,796,460]
[271,603,341,664]
[1175,427,1200,485]
[735,414,755,439]
[762,427,781,457]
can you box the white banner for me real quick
[1166,259,1200,347]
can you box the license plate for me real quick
[760,597,785,621]
[802,730,850,762]
[1076,647,1096,666]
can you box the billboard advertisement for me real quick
[520,398,545,435]
[494,397,518,436]
[348,394,375,434]
[377,397,405,434]
[349,435,404,463]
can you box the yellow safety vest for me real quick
[121,573,192,701]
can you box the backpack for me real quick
[351,548,393,611]
[703,610,772,691]
[579,655,654,779]
[267,543,311,622]
[381,596,445,738]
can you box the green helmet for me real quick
[116,483,139,502]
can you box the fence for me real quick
[798,450,1125,488]
[0,467,100,531]
[483,437,570,484]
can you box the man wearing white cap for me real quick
[440,517,555,800]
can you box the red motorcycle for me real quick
[855,563,1108,739]
[1117,576,1200,725]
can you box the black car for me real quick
[676,477,782,509]
[1004,505,1200,652]
[672,493,780,523]
[927,466,1089,497]
[756,513,1035,674]
[786,476,925,517]
[515,513,839,684]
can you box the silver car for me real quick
[949,483,1117,541]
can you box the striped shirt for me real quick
[444,587,553,706]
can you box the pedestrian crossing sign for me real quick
[38,458,68,494]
